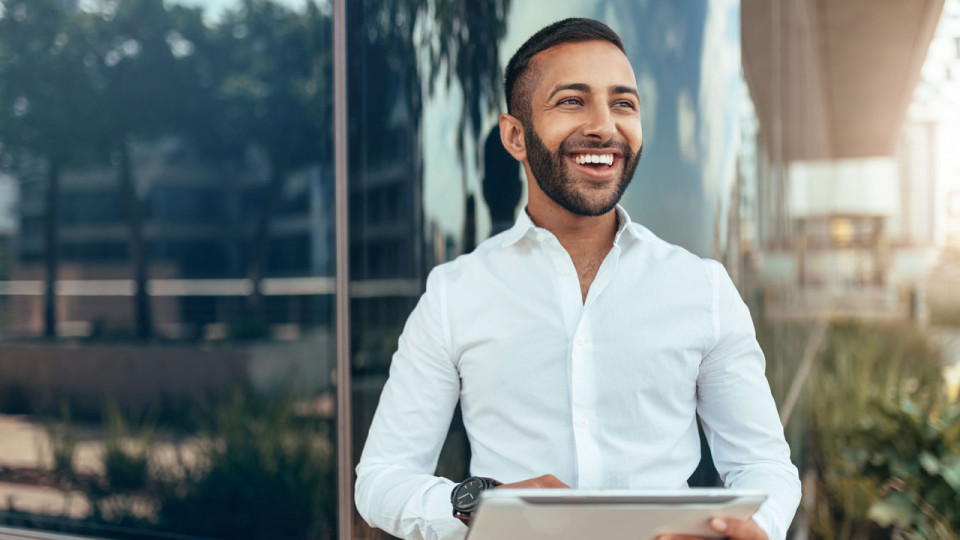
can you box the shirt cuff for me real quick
[417,479,467,540]
[751,499,785,540]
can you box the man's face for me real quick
[522,40,643,217]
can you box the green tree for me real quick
[210,0,332,323]
[361,0,510,253]
[0,0,102,337]
[87,0,211,339]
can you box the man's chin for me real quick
[554,193,621,217]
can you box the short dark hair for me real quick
[504,18,625,124]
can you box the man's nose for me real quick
[582,103,617,141]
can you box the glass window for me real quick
[0,0,337,538]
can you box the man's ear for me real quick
[499,113,526,163]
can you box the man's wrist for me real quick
[451,476,502,525]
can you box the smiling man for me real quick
[355,18,801,540]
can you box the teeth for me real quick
[574,154,615,166]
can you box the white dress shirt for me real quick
[355,205,801,540]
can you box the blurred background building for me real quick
[741,0,949,321]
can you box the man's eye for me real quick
[614,100,637,109]
[559,97,583,106]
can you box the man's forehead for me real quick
[530,40,637,95]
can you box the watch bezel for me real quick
[451,476,488,513]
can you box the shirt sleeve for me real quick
[354,266,467,540]
[696,260,801,540]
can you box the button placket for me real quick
[582,245,621,309]
[569,315,599,486]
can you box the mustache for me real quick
[558,138,634,154]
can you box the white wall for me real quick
[788,158,899,217]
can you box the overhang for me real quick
[742,0,944,161]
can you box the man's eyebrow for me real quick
[546,83,640,101]
[547,83,591,101]
[610,85,640,99]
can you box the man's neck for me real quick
[527,201,618,303]
[526,202,618,256]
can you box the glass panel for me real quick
[0,0,338,537]
[348,1,741,536]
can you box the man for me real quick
[355,18,801,540]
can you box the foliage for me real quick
[420,0,511,163]
[812,396,960,539]
[807,321,960,539]
[0,0,106,337]
[101,400,157,492]
[211,0,331,166]
[154,389,336,539]
[0,0,102,167]
[42,400,79,484]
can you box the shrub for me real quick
[807,321,959,539]
[155,389,336,539]
[101,400,156,493]
[42,400,78,484]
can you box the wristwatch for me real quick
[451,476,502,525]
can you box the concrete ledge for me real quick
[0,342,248,416]
[0,525,100,540]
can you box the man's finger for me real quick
[498,474,571,489]
[710,516,766,539]
[530,474,570,488]
[655,516,767,540]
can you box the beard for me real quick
[524,125,641,217]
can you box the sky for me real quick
[167,0,321,23]
[0,174,16,234]
[912,0,960,238]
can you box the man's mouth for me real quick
[572,153,615,167]
[566,151,621,179]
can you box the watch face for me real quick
[453,477,486,512]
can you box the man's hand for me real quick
[498,474,570,489]
[657,517,768,540]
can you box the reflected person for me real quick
[355,18,800,540]
[482,124,523,237]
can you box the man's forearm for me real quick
[355,462,463,540]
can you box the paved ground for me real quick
[0,416,101,520]
[0,415,197,522]
[0,482,89,521]
[0,416,105,474]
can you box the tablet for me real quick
[466,488,767,540]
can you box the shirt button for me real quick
[576,336,586,346]
[559,267,570,277]
[537,232,547,242]
[576,417,589,427]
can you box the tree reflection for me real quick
[0,0,102,337]
[0,0,334,338]
[210,0,331,324]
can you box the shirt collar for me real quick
[500,204,641,248]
